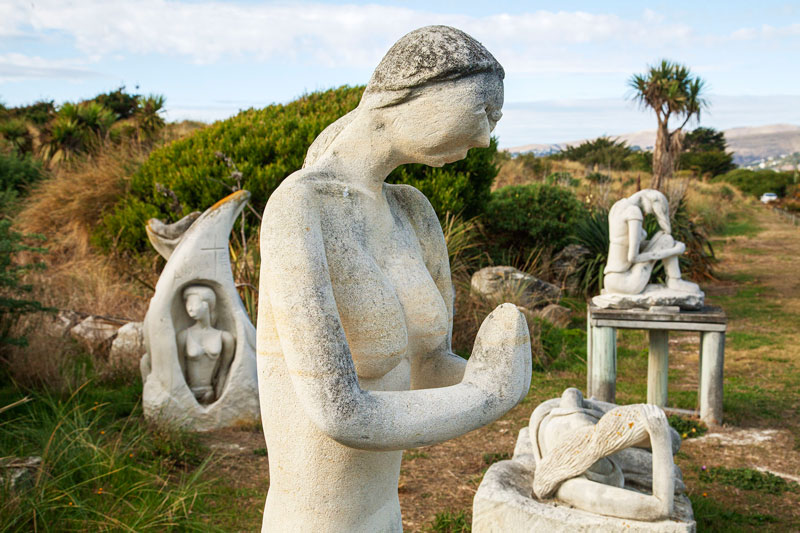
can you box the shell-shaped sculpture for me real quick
[141,190,260,430]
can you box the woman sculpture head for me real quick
[305,25,505,168]
[633,189,671,233]
[183,285,217,325]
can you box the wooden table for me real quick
[587,305,727,425]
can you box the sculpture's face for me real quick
[389,73,504,167]
[185,293,210,322]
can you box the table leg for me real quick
[591,326,616,403]
[587,308,593,397]
[700,331,725,425]
[648,330,669,406]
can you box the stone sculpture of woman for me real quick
[530,388,679,521]
[257,26,532,532]
[593,189,704,309]
[177,285,235,404]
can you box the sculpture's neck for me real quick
[315,113,404,197]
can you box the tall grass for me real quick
[0,381,215,532]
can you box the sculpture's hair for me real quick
[533,404,651,499]
[304,26,504,168]
[182,284,217,324]
[634,189,671,233]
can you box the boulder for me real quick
[69,316,122,357]
[471,266,561,309]
[552,244,590,292]
[536,304,572,328]
[109,322,145,369]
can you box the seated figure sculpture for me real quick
[177,285,235,404]
[593,189,704,310]
[257,26,532,532]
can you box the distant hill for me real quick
[507,124,800,167]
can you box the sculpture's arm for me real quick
[214,332,235,399]
[388,184,467,389]
[260,184,531,451]
[627,220,684,264]
[176,329,187,379]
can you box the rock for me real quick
[109,322,144,369]
[592,284,704,311]
[536,304,572,328]
[49,310,82,337]
[552,244,590,291]
[0,456,42,491]
[471,266,561,309]
[69,316,123,357]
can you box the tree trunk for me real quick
[651,122,672,190]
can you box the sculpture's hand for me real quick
[462,304,532,411]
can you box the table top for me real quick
[589,305,727,325]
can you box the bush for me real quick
[484,184,582,262]
[97,85,499,254]
[556,136,634,171]
[680,150,735,178]
[0,152,43,211]
[585,171,611,184]
[714,168,796,198]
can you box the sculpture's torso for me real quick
[257,177,448,532]
[183,326,223,396]
[605,198,645,274]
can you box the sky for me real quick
[1,0,799,147]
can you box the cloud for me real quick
[729,23,800,41]
[0,53,103,82]
[3,1,692,72]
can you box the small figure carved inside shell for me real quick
[177,285,235,404]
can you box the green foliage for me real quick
[585,171,611,184]
[629,60,708,126]
[0,220,49,352]
[387,137,498,218]
[1,100,55,126]
[545,171,579,187]
[570,209,609,296]
[556,136,635,171]
[98,85,500,254]
[699,466,799,495]
[535,318,586,370]
[683,127,727,152]
[714,168,796,198]
[514,152,554,179]
[0,119,33,155]
[680,127,735,177]
[484,184,582,262]
[690,493,778,531]
[427,510,471,532]
[93,86,140,119]
[44,101,118,162]
[667,415,707,439]
[0,382,214,531]
[0,152,43,211]
[626,150,653,173]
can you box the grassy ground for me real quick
[3,202,798,532]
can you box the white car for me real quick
[760,192,778,204]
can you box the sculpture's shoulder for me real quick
[385,183,441,238]
[609,198,642,223]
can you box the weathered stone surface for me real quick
[142,190,259,432]
[256,26,531,532]
[474,407,695,533]
[0,456,42,491]
[50,310,82,337]
[70,316,122,356]
[535,304,572,327]
[472,266,561,309]
[109,322,144,369]
[593,284,704,310]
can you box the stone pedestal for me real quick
[473,428,696,533]
[587,305,727,425]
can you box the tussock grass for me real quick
[0,381,215,532]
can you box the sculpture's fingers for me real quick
[465,303,532,405]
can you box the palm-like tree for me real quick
[629,60,708,190]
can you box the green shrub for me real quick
[714,168,796,198]
[0,220,48,354]
[97,85,499,254]
[545,171,579,187]
[585,171,611,184]
[699,466,799,495]
[556,136,634,170]
[667,415,707,439]
[570,209,609,296]
[427,510,470,532]
[0,152,43,211]
[484,184,582,261]
[680,150,735,178]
